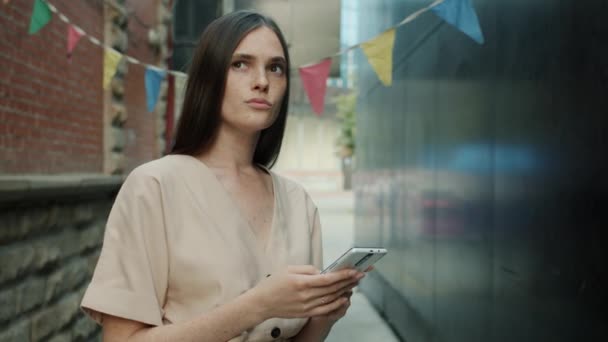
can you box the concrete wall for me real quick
[274,113,340,172]
[234,0,341,77]
[273,73,348,174]
[0,175,121,342]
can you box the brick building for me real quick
[0,1,173,340]
[0,0,172,175]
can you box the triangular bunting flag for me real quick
[432,0,484,44]
[28,0,52,35]
[361,29,395,86]
[298,58,332,115]
[145,67,165,112]
[67,25,83,60]
[103,49,122,89]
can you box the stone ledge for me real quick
[0,174,124,205]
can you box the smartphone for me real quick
[321,247,387,274]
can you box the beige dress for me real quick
[81,154,323,341]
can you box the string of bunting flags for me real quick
[19,0,483,115]
[298,0,484,115]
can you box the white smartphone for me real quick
[321,247,388,274]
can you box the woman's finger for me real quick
[304,269,360,288]
[306,276,358,300]
[309,282,356,310]
[309,296,349,316]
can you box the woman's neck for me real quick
[198,124,260,174]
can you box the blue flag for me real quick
[432,0,484,44]
[145,67,165,112]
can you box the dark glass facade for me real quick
[352,1,607,341]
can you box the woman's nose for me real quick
[252,69,269,92]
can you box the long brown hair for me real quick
[170,10,291,168]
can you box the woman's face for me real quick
[220,26,287,134]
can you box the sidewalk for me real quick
[278,171,400,342]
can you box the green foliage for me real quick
[334,92,357,158]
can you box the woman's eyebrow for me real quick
[232,53,256,60]
[232,53,286,64]
[269,56,287,65]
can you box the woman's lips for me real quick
[246,98,272,110]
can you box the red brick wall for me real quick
[0,0,104,173]
[123,0,162,172]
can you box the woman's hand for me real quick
[250,265,364,320]
[309,265,373,324]
[312,289,354,323]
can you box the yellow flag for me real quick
[361,29,395,86]
[103,49,122,89]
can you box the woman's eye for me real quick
[232,61,246,69]
[270,64,284,74]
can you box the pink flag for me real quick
[298,58,332,116]
[67,25,83,60]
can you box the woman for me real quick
[81,10,365,341]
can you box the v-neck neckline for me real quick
[180,154,278,253]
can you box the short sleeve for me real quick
[81,168,169,326]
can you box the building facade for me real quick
[352,0,607,341]
[0,1,172,340]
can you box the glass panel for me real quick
[351,0,606,341]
